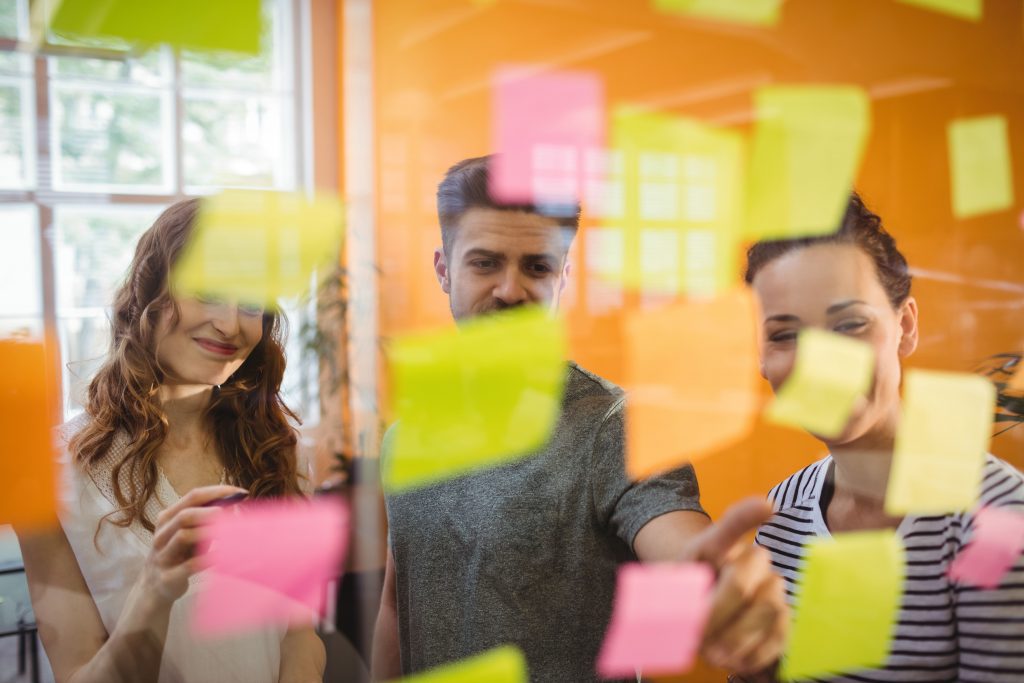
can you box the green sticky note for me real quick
[781,531,904,681]
[947,115,1015,219]
[171,190,345,309]
[384,307,568,492]
[765,328,874,438]
[653,0,785,26]
[896,0,982,21]
[389,646,528,683]
[745,86,871,240]
[609,107,745,297]
[885,370,995,515]
[48,0,261,54]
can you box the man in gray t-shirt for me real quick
[372,156,788,682]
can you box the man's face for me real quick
[434,207,572,321]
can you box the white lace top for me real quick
[56,416,285,683]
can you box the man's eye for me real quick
[527,262,553,275]
[472,260,496,269]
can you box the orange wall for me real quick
[371,0,1024,510]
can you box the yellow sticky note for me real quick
[389,646,528,683]
[781,531,904,681]
[947,115,1015,219]
[48,0,262,54]
[745,86,871,240]
[653,0,785,26]
[765,328,874,438]
[171,190,344,309]
[608,108,745,297]
[625,288,761,478]
[896,0,982,21]
[384,307,568,492]
[885,370,995,515]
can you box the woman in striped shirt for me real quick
[741,193,1024,682]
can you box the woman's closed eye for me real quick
[834,318,868,336]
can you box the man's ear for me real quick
[897,296,919,358]
[434,247,451,294]
[559,261,572,294]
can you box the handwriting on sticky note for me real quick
[947,115,1014,219]
[781,531,904,681]
[193,496,348,636]
[389,645,528,683]
[384,307,567,492]
[606,108,745,297]
[765,328,874,438]
[653,0,785,26]
[885,370,995,515]
[49,0,262,54]
[745,85,871,240]
[171,190,344,309]
[0,336,60,530]
[949,506,1024,589]
[625,288,760,478]
[491,67,605,211]
[896,0,982,21]
[597,563,714,678]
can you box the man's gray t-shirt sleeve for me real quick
[589,397,707,552]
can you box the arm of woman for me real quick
[279,625,326,683]
[18,484,246,683]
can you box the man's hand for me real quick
[682,497,788,675]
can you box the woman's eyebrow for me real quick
[826,299,867,315]
[765,313,800,324]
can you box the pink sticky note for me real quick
[491,66,606,211]
[949,506,1024,589]
[597,562,714,679]
[193,496,349,636]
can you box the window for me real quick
[0,0,317,421]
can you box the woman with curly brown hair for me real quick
[17,199,325,683]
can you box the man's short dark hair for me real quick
[436,155,581,257]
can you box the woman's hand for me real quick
[143,484,248,603]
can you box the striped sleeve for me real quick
[955,457,1024,682]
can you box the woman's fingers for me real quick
[154,485,247,531]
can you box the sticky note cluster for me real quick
[597,562,714,678]
[949,506,1024,589]
[491,67,606,213]
[47,0,263,54]
[389,645,528,683]
[0,336,61,530]
[625,288,760,478]
[384,307,568,492]
[193,496,349,636]
[171,190,345,309]
[947,115,1015,219]
[765,328,874,438]
[885,370,995,515]
[782,531,904,681]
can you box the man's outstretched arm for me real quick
[371,547,402,681]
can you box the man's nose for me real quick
[493,267,529,307]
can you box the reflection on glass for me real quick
[51,84,172,192]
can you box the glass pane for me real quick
[51,83,173,192]
[0,51,31,75]
[54,205,166,416]
[183,94,292,190]
[0,205,41,334]
[180,0,282,91]
[0,0,26,40]
[0,76,34,189]
[49,47,171,87]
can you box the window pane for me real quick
[0,75,34,189]
[0,204,41,336]
[0,0,27,41]
[54,205,165,415]
[183,94,293,190]
[51,83,173,192]
[49,48,171,87]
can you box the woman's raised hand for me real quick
[144,484,248,603]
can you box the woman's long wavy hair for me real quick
[70,198,303,533]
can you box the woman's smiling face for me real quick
[752,242,919,447]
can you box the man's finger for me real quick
[688,497,773,566]
[703,575,787,672]
[702,544,773,642]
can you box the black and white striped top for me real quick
[755,454,1024,682]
